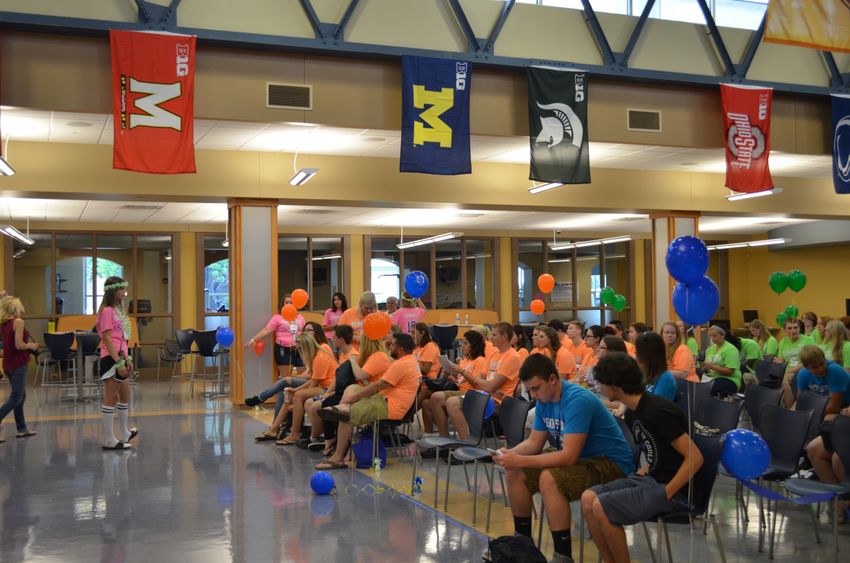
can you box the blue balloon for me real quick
[476,391,495,419]
[721,429,771,480]
[666,236,709,284]
[215,327,234,348]
[310,471,335,495]
[672,276,719,327]
[404,271,430,298]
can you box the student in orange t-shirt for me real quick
[531,324,576,380]
[338,291,378,345]
[316,332,421,470]
[661,321,698,382]
[512,324,531,364]
[255,333,338,444]
[562,321,589,364]
[472,324,498,360]
[576,325,604,384]
[607,320,636,357]
[413,323,441,380]
[426,330,490,437]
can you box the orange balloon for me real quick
[538,273,555,294]
[253,339,266,356]
[363,312,389,340]
[530,299,546,315]
[281,304,298,322]
[291,289,309,309]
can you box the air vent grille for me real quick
[627,109,662,132]
[299,208,335,215]
[267,83,312,110]
[122,204,163,210]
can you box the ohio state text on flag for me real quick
[527,67,590,184]
[833,95,850,194]
[111,30,196,174]
[400,55,471,175]
[720,84,773,193]
[765,0,850,53]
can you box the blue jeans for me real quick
[259,377,308,419]
[0,365,29,432]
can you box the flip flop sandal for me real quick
[254,432,278,442]
[314,460,347,470]
[102,441,132,451]
[16,431,37,438]
[275,438,298,446]
[127,428,139,441]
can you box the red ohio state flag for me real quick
[720,84,773,193]
[110,30,196,174]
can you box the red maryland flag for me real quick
[110,30,196,174]
[720,84,774,193]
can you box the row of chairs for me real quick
[34,331,104,402]
[160,328,229,396]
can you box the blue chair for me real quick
[674,379,713,421]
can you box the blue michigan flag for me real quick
[400,55,471,175]
[834,94,850,194]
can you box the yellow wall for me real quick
[178,232,197,330]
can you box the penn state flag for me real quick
[527,67,590,184]
[834,94,850,194]
[400,55,471,175]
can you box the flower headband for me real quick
[104,281,128,291]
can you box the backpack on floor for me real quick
[486,535,547,563]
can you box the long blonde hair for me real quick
[822,319,848,364]
[357,332,389,368]
[0,296,23,324]
[661,321,682,362]
[296,333,334,372]
[750,319,770,347]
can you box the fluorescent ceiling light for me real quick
[397,232,463,249]
[0,225,34,245]
[726,188,783,201]
[712,242,748,250]
[575,240,602,248]
[602,236,631,244]
[164,255,172,261]
[549,235,632,251]
[706,238,788,250]
[289,167,318,186]
[12,248,28,259]
[528,182,563,194]
[311,253,341,261]
[221,239,229,248]
[0,157,15,176]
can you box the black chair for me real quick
[452,396,535,529]
[641,435,728,563]
[75,331,102,400]
[190,329,228,396]
[411,390,490,510]
[674,379,713,421]
[175,328,195,355]
[754,359,786,389]
[784,415,850,562]
[431,324,459,361]
[36,332,77,401]
[758,404,814,557]
[159,339,183,381]
[795,391,829,448]
[743,384,782,432]
[694,396,743,435]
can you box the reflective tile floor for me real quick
[1,380,849,562]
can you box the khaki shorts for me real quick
[349,394,389,426]
[442,390,465,399]
[523,457,625,501]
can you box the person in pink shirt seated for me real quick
[391,292,427,334]
[322,292,348,342]
[245,294,305,380]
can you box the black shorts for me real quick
[100,355,130,381]
[274,345,303,367]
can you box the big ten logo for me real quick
[758,93,769,120]
[455,62,468,91]
[574,73,586,103]
[176,44,190,77]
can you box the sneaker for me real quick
[295,438,311,450]
[307,440,325,452]
[244,396,261,407]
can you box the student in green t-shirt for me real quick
[749,319,778,357]
[777,317,814,407]
[803,311,821,345]
[739,337,763,372]
[819,319,850,373]
[677,319,699,356]
[701,325,741,396]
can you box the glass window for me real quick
[656,0,707,24]
[547,248,573,311]
[310,237,344,312]
[55,233,94,315]
[575,245,601,308]
[714,0,767,30]
[517,240,544,310]
[466,239,494,309]
[203,235,229,314]
[370,238,400,306]
[279,236,309,302]
[435,240,462,309]
[135,234,173,314]
[542,0,582,8]
[95,234,132,315]
[13,232,53,316]
[403,247,433,309]
[604,242,628,308]
[588,0,629,14]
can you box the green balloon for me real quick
[612,294,627,312]
[788,269,807,293]
[600,287,615,305]
[776,312,787,326]
[768,272,788,294]
[785,305,799,318]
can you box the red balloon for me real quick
[538,274,555,294]
[253,339,266,356]
[530,299,545,315]
[363,312,389,340]
[291,289,309,309]
[281,304,298,322]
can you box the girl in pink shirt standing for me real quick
[97,276,139,451]
[245,294,306,379]
[390,292,426,334]
[322,292,348,341]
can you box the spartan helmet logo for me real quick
[535,102,584,149]
[836,116,850,183]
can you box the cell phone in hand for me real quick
[487,448,503,456]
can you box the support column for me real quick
[650,212,700,330]
[229,198,278,404]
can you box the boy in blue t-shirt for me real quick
[795,345,850,411]
[491,354,634,563]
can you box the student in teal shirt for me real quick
[635,332,676,401]
[701,325,741,397]
[749,319,778,357]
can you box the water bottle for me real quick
[455,313,461,324]
[464,314,469,325]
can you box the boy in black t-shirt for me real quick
[580,352,704,563]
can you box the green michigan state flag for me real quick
[527,67,590,184]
